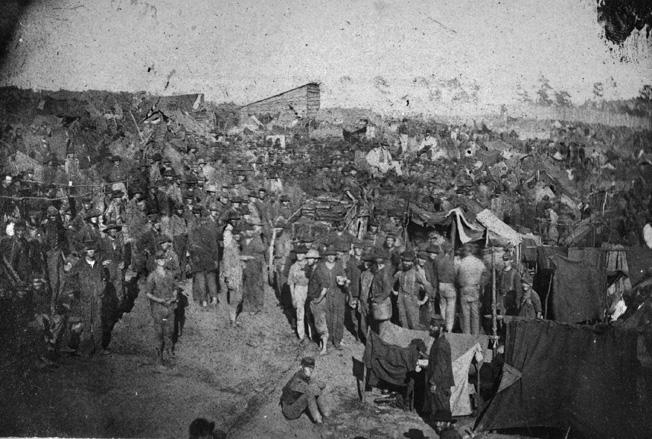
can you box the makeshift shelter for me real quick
[475,319,642,438]
[361,323,490,416]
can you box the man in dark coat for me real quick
[66,239,108,356]
[280,357,330,423]
[427,316,455,414]
[188,206,219,307]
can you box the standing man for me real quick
[498,253,522,316]
[42,206,68,311]
[433,243,457,333]
[346,240,364,341]
[280,357,331,424]
[427,316,455,417]
[393,251,432,330]
[308,248,347,354]
[287,245,311,342]
[220,223,244,327]
[518,277,543,320]
[143,250,178,365]
[188,206,219,307]
[370,250,393,339]
[67,239,107,356]
[456,244,489,334]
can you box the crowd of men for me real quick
[0,140,543,367]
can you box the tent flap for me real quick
[475,320,640,438]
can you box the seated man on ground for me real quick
[280,357,331,423]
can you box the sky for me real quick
[1,0,650,115]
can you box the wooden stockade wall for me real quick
[240,83,320,118]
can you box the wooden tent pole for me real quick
[544,272,554,320]
[491,250,498,345]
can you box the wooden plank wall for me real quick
[242,83,321,118]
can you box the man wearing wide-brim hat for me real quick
[307,246,348,354]
[280,357,331,424]
[393,250,433,330]
[369,249,394,338]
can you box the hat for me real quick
[83,239,97,250]
[352,239,364,248]
[502,253,512,261]
[306,249,321,259]
[431,409,456,424]
[85,209,101,219]
[335,242,350,253]
[147,213,159,221]
[300,357,316,368]
[274,218,287,228]
[104,221,122,231]
[372,249,390,261]
[163,169,176,177]
[157,234,172,244]
[46,206,59,216]
[191,206,203,214]
[111,190,124,198]
[322,246,337,256]
[279,194,290,202]
[294,245,309,255]
[521,275,533,286]
[258,187,267,193]
[206,184,217,192]
[154,250,166,260]
[430,315,446,327]
[110,155,122,162]
[152,153,162,161]
[426,244,440,254]
[400,250,415,261]
[416,251,429,260]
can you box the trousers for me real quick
[397,293,422,329]
[291,285,308,339]
[193,270,217,303]
[326,289,346,345]
[460,297,480,334]
[438,282,457,332]
[282,386,331,421]
[151,304,174,352]
[310,297,329,341]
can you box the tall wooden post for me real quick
[491,250,498,347]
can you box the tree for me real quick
[597,0,652,45]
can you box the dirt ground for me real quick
[0,279,528,439]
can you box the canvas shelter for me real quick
[474,319,642,438]
[361,323,490,416]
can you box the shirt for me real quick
[457,255,489,288]
[434,255,456,284]
[288,261,310,287]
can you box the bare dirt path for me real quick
[1,279,497,439]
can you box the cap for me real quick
[46,206,58,216]
[154,250,166,260]
[83,239,97,250]
[502,253,512,261]
[426,244,440,254]
[300,357,316,368]
[416,251,429,260]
